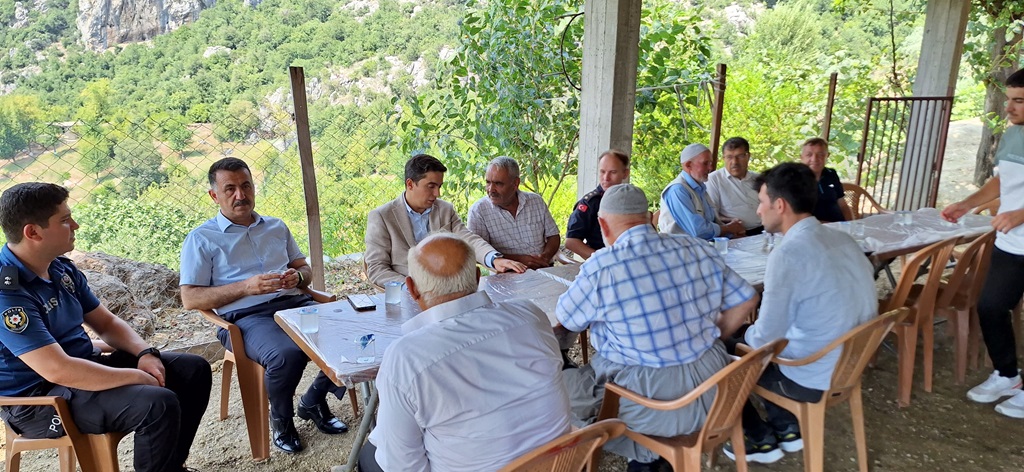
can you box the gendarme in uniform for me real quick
[566,186,606,251]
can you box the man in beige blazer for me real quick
[364,154,527,287]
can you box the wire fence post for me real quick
[289,66,326,291]
[709,63,727,168]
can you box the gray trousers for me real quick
[562,341,729,462]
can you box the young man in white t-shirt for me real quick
[942,67,1024,419]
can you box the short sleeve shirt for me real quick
[995,125,1024,254]
[565,186,605,250]
[179,211,305,314]
[466,191,559,255]
[0,245,98,396]
[812,168,846,223]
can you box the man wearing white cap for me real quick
[659,143,746,239]
[557,183,758,472]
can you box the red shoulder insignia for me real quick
[577,203,588,212]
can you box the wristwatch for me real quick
[137,347,161,360]
[297,271,305,287]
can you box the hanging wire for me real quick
[558,11,585,92]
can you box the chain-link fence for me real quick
[1,96,412,356]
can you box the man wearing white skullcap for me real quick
[658,143,746,239]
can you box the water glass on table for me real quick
[298,306,318,334]
[713,237,729,255]
[385,281,404,305]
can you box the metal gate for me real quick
[855,96,954,210]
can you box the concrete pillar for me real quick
[898,0,969,209]
[576,0,642,198]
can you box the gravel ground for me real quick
[4,119,1023,471]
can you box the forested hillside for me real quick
[3,0,991,267]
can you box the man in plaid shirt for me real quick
[556,183,758,472]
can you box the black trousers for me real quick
[1,351,211,472]
[977,246,1024,378]
[741,364,823,443]
[218,296,345,420]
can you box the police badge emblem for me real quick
[3,307,29,333]
[61,273,75,293]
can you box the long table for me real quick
[538,208,994,289]
[276,209,993,471]
[274,269,572,471]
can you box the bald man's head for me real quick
[407,233,479,308]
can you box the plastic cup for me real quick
[298,307,318,334]
[837,221,851,234]
[762,232,775,253]
[267,269,286,291]
[713,237,729,255]
[385,281,403,305]
[852,220,865,237]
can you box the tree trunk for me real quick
[974,25,1023,186]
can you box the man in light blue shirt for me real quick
[557,183,758,472]
[179,158,348,454]
[724,163,876,464]
[658,143,746,239]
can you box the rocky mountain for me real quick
[76,0,216,50]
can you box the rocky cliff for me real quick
[77,0,217,51]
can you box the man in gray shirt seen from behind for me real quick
[724,162,876,464]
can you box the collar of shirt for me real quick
[0,244,39,284]
[487,190,523,218]
[613,223,657,246]
[402,291,493,334]
[782,216,818,241]
[403,194,434,217]
[682,172,706,192]
[403,194,433,244]
[215,210,265,232]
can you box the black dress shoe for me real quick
[297,399,349,434]
[271,417,304,454]
[627,457,668,472]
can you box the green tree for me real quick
[113,136,168,197]
[964,0,1024,184]
[0,95,46,159]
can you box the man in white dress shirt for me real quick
[360,233,572,472]
[706,137,763,235]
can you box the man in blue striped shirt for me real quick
[557,183,759,472]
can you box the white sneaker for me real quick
[967,370,1023,403]
[995,389,1024,419]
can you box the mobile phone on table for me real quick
[348,294,376,311]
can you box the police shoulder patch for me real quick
[3,306,29,334]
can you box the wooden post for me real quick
[289,66,326,291]
[709,63,727,168]
[823,72,838,140]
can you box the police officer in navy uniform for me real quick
[0,182,211,472]
[565,149,631,259]
[179,157,348,455]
